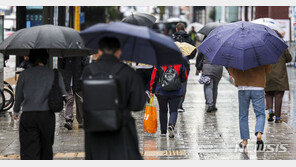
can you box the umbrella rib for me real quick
[250,32,281,62]
[208,29,239,63]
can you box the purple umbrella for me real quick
[198,21,288,70]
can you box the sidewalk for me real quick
[1,64,296,160]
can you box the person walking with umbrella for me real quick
[196,35,223,112]
[172,22,196,112]
[265,30,292,123]
[198,21,288,150]
[0,25,91,160]
[81,37,146,160]
[13,49,67,160]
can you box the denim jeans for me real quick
[238,90,266,139]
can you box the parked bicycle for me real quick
[0,81,14,112]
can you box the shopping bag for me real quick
[143,97,157,134]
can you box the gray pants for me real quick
[178,81,187,109]
[64,89,83,124]
[203,76,221,107]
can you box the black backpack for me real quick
[82,63,125,132]
[160,66,181,91]
[48,69,64,113]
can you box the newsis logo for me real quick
[234,143,288,153]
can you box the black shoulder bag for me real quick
[48,69,64,113]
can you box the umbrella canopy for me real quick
[174,41,196,57]
[0,24,92,57]
[198,21,227,36]
[80,22,186,66]
[198,21,288,71]
[251,18,285,35]
[121,13,156,28]
[186,22,204,33]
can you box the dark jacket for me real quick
[58,56,89,92]
[195,51,223,79]
[14,66,67,114]
[150,65,188,96]
[173,30,196,72]
[265,49,292,92]
[172,30,195,46]
[81,54,146,160]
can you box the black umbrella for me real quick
[121,13,156,28]
[0,24,92,57]
[198,22,227,36]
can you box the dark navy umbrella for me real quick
[80,21,185,66]
[198,21,288,70]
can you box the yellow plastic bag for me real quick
[143,97,157,134]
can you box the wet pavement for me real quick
[1,63,296,160]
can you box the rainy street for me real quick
[1,62,296,160]
[1,5,296,161]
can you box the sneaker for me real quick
[64,121,73,130]
[206,106,215,113]
[178,108,185,112]
[213,106,218,111]
[275,117,282,123]
[268,109,274,122]
[168,125,175,138]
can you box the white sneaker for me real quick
[178,108,185,112]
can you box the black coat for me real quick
[81,54,146,160]
[172,30,195,46]
[58,56,89,92]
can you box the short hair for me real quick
[98,37,121,54]
[28,49,49,66]
[176,22,186,31]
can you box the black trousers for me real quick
[19,111,55,160]
[156,95,181,133]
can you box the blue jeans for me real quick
[238,90,266,140]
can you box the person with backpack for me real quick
[13,49,67,160]
[81,37,146,160]
[150,64,188,138]
[196,36,223,112]
[172,22,196,112]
